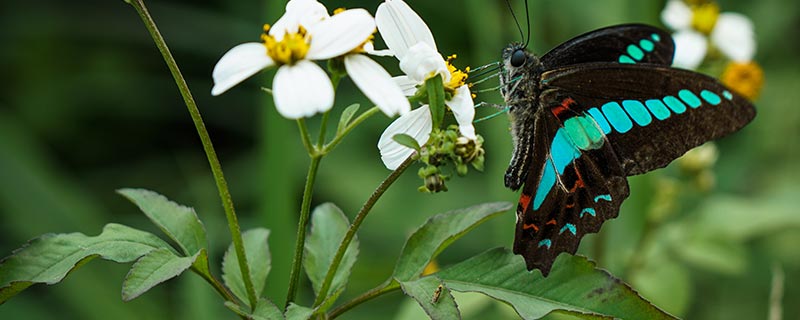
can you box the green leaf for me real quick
[393,133,421,151]
[222,228,271,307]
[392,202,513,281]
[630,258,691,317]
[399,276,460,320]
[0,223,173,304]
[122,248,198,301]
[285,303,314,320]
[118,188,207,256]
[337,103,360,134]
[303,203,359,308]
[225,299,284,320]
[437,248,676,320]
[673,235,747,275]
[425,74,445,129]
[690,192,800,241]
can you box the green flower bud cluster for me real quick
[417,125,485,193]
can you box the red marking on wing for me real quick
[551,97,576,119]
[519,193,532,213]
[565,202,575,209]
[569,165,587,193]
[523,223,540,232]
[546,219,557,226]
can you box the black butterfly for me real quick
[499,24,756,276]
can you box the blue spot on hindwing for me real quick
[551,129,580,175]
[580,208,596,218]
[594,194,612,202]
[645,99,671,120]
[602,102,633,133]
[662,96,687,114]
[533,159,557,210]
[588,108,612,134]
[560,223,577,235]
[678,89,702,108]
[622,100,652,126]
[723,90,734,100]
[700,90,722,105]
[618,55,636,64]
[538,239,552,249]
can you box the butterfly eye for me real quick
[510,49,526,67]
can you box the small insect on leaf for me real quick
[431,284,444,303]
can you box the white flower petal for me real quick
[363,42,394,57]
[393,75,419,96]
[378,105,432,170]
[271,0,329,40]
[345,54,411,117]
[273,60,334,119]
[661,0,692,31]
[211,42,274,96]
[375,0,437,60]
[398,42,449,83]
[671,30,708,70]
[447,85,476,139]
[712,13,756,62]
[306,9,376,60]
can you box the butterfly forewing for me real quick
[540,24,675,68]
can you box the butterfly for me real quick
[498,24,756,276]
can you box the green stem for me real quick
[192,267,238,304]
[328,281,402,319]
[128,0,257,309]
[285,155,322,307]
[297,119,315,155]
[317,111,331,148]
[323,106,381,153]
[312,156,415,308]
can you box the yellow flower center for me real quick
[690,2,720,35]
[260,24,310,65]
[445,54,469,94]
[721,61,764,101]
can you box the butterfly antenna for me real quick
[505,0,524,44]
[523,0,531,47]
[474,106,511,123]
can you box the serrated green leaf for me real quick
[303,203,359,308]
[437,248,676,320]
[225,298,284,320]
[0,223,173,304]
[393,133,422,151]
[118,188,207,256]
[122,248,198,301]
[399,276,459,320]
[222,228,271,307]
[337,103,360,134]
[285,303,314,320]
[393,202,513,281]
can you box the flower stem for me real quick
[323,106,381,153]
[312,156,415,308]
[328,281,401,319]
[128,0,257,309]
[297,119,315,155]
[285,155,322,307]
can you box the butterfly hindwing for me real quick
[513,103,629,275]
[540,63,756,175]
[540,24,675,68]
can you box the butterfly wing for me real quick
[540,24,675,68]
[540,63,756,175]
[513,104,629,275]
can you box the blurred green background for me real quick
[1,0,798,319]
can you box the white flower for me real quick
[661,0,756,69]
[212,0,409,118]
[375,0,476,170]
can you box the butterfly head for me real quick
[500,43,541,112]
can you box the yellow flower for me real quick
[721,61,764,101]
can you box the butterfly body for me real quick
[499,24,756,276]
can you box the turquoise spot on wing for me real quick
[594,194,612,202]
[578,116,605,147]
[560,223,577,235]
[723,90,734,100]
[700,90,722,105]
[651,33,661,42]
[679,89,702,108]
[645,99,671,120]
[533,159,557,210]
[564,117,591,150]
[662,96,687,114]
[622,100,652,126]
[639,39,655,52]
[627,44,645,60]
[538,239,552,249]
[580,208,596,218]
[602,102,633,133]
[618,55,636,64]
[551,129,580,175]
[588,108,612,134]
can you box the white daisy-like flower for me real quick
[375,0,476,170]
[212,0,409,118]
[661,0,756,70]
